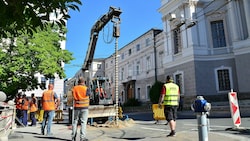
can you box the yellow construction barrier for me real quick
[54,110,63,123]
[152,104,165,120]
[118,106,123,119]
[35,110,63,123]
[36,110,44,122]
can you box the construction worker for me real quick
[29,93,38,126]
[95,85,106,99]
[72,77,90,141]
[21,94,29,126]
[41,84,60,136]
[15,93,23,124]
[158,75,180,137]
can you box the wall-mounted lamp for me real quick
[186,19,197,28]
[167,13,176,21]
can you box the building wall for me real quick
[158,0,250,104]
[69,0,250,106]
[104,29,163,104]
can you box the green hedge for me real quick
[149,81,164,104]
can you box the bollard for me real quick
[197,112,208,141]
[191,96,211,141]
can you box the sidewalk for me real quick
[8,123,249,141]
[6,109,250,141]
[8,119,249,141]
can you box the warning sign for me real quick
[228,91,241,127]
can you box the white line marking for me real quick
[140,127,170,132]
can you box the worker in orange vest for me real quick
[41,84,60,136]
[71,77,90,141]
[29,93,38,126]
[95,85,106,99]
[21,94,29,126]
[15,93,23,124]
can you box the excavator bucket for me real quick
[88,105,116,118]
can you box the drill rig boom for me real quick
[82,6,122,71]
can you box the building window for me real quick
[146,85,151,100]
[216,69,231,91]
[41,77,46,89]
[49,78,55,84]
[174,73,183,94]
[173,27,182,54]
[121,53,124,60]
[146,38,150,46]
[136,44,140,51]
[97,64,101,69]
[137,87,141,99]
[110,75,113,84]
[128,49,132,56]
[136,61,140,75]
[128,64,133,77]
[158,51,164,68]
[211,20,226,48]
[121,68,124,80]
[146,56,151,72]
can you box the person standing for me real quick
[29,93,38,126]
[41,84,60,136]
[15,93,23,125]
[158,75,180,137]
[21,94,29,126]
[95,85,106,99]
[72,77,90,141]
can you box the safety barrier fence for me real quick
[35,110,64,123]
[0,102,15,141]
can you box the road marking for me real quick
[140,127,170,132]
[184,123,240,128]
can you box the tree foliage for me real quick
[0,25,74,100]
[149,81,164,104]
[0,0,82,38]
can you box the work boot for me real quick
[80,138,88,141]
[167,131,176,137]
[41,130,44,135]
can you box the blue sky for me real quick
[65,0,163,78]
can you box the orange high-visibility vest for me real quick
[15,98,22,109]
[42,90,56,111]
[73,85,89,108]
[30,97,38,112]
[21,98,29,110]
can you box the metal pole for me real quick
[115,36,119,126]
[112,14,120,126]
[197,113,208,141]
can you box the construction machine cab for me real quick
[90,77,113,105]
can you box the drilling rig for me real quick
[67,6,122,122]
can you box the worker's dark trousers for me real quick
[22,110,28,126]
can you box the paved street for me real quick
[7,111,250,141]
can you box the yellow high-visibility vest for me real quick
[163,83,179,106]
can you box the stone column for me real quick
[243,0,250,38]
[228,0,240,41]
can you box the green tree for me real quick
[0,0,81,38]
[149,81,164,104]
[0,25,74,100]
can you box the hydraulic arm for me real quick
[82,6,122,71]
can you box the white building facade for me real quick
[105,29,164,104]
[68,0,250,106]
[158,0,250,103]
